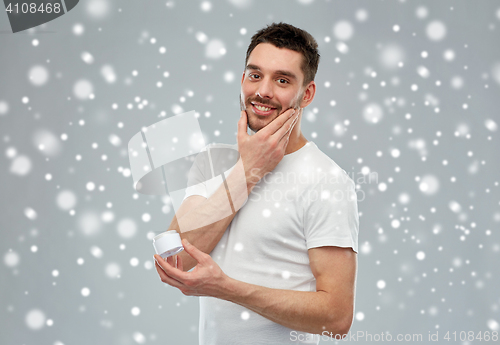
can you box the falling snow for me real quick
[1,1,499,344]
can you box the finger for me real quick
[181,239,207,263]
[155,262,185,289]
[154,255,169,274]
[167,255,174,267]
[281,135,290,151]
[176,254,183,271]
[154,254,188,281]
[257,107,296,137]
[237,110,248,142]
[276,111,300,143]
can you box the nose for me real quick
[256,78,273,99]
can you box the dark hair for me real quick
[245,22,320,86]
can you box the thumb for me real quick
[237,110,248,142]
[182,239,206,263]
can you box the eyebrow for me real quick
[246,64,298,81]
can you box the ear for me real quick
[299,81,316,108]
[241,71,246,85]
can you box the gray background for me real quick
[1,0,500,344]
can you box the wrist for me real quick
[245,167,262,191]
[218,276,256,310]
[217,274,237,301]
[246,180,257,194]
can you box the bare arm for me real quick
[155,242,357,337]
[167,158,252,271]
[166,108,300,271]
[221,246,356,336]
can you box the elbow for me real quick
[321,312,353,339]
[338,317,353,338]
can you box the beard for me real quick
[239,91,302,133]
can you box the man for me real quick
[154,22,359,345]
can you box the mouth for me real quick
[250,102,277,116]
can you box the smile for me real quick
[251,102,276,116]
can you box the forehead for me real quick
[247,43,304,80]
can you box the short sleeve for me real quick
[302,171,359,253]
[182,149,210,201]
[182,143,239,202]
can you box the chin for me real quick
[248,112,278,132]
[248,121,262,133]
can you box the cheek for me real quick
[283,88,300,103]
[241,88,253,102]
[290,90,304,107]
[292,90,302,102]
[283,95,297,108]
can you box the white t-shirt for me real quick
[182,141,359,345]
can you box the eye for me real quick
[249,73,260,80]
[277,78,289,84]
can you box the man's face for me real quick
[240,43,305,132]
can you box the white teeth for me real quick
[254,105,272,111]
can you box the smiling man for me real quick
[154,23,359,345]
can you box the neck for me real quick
[284,115,308,155]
